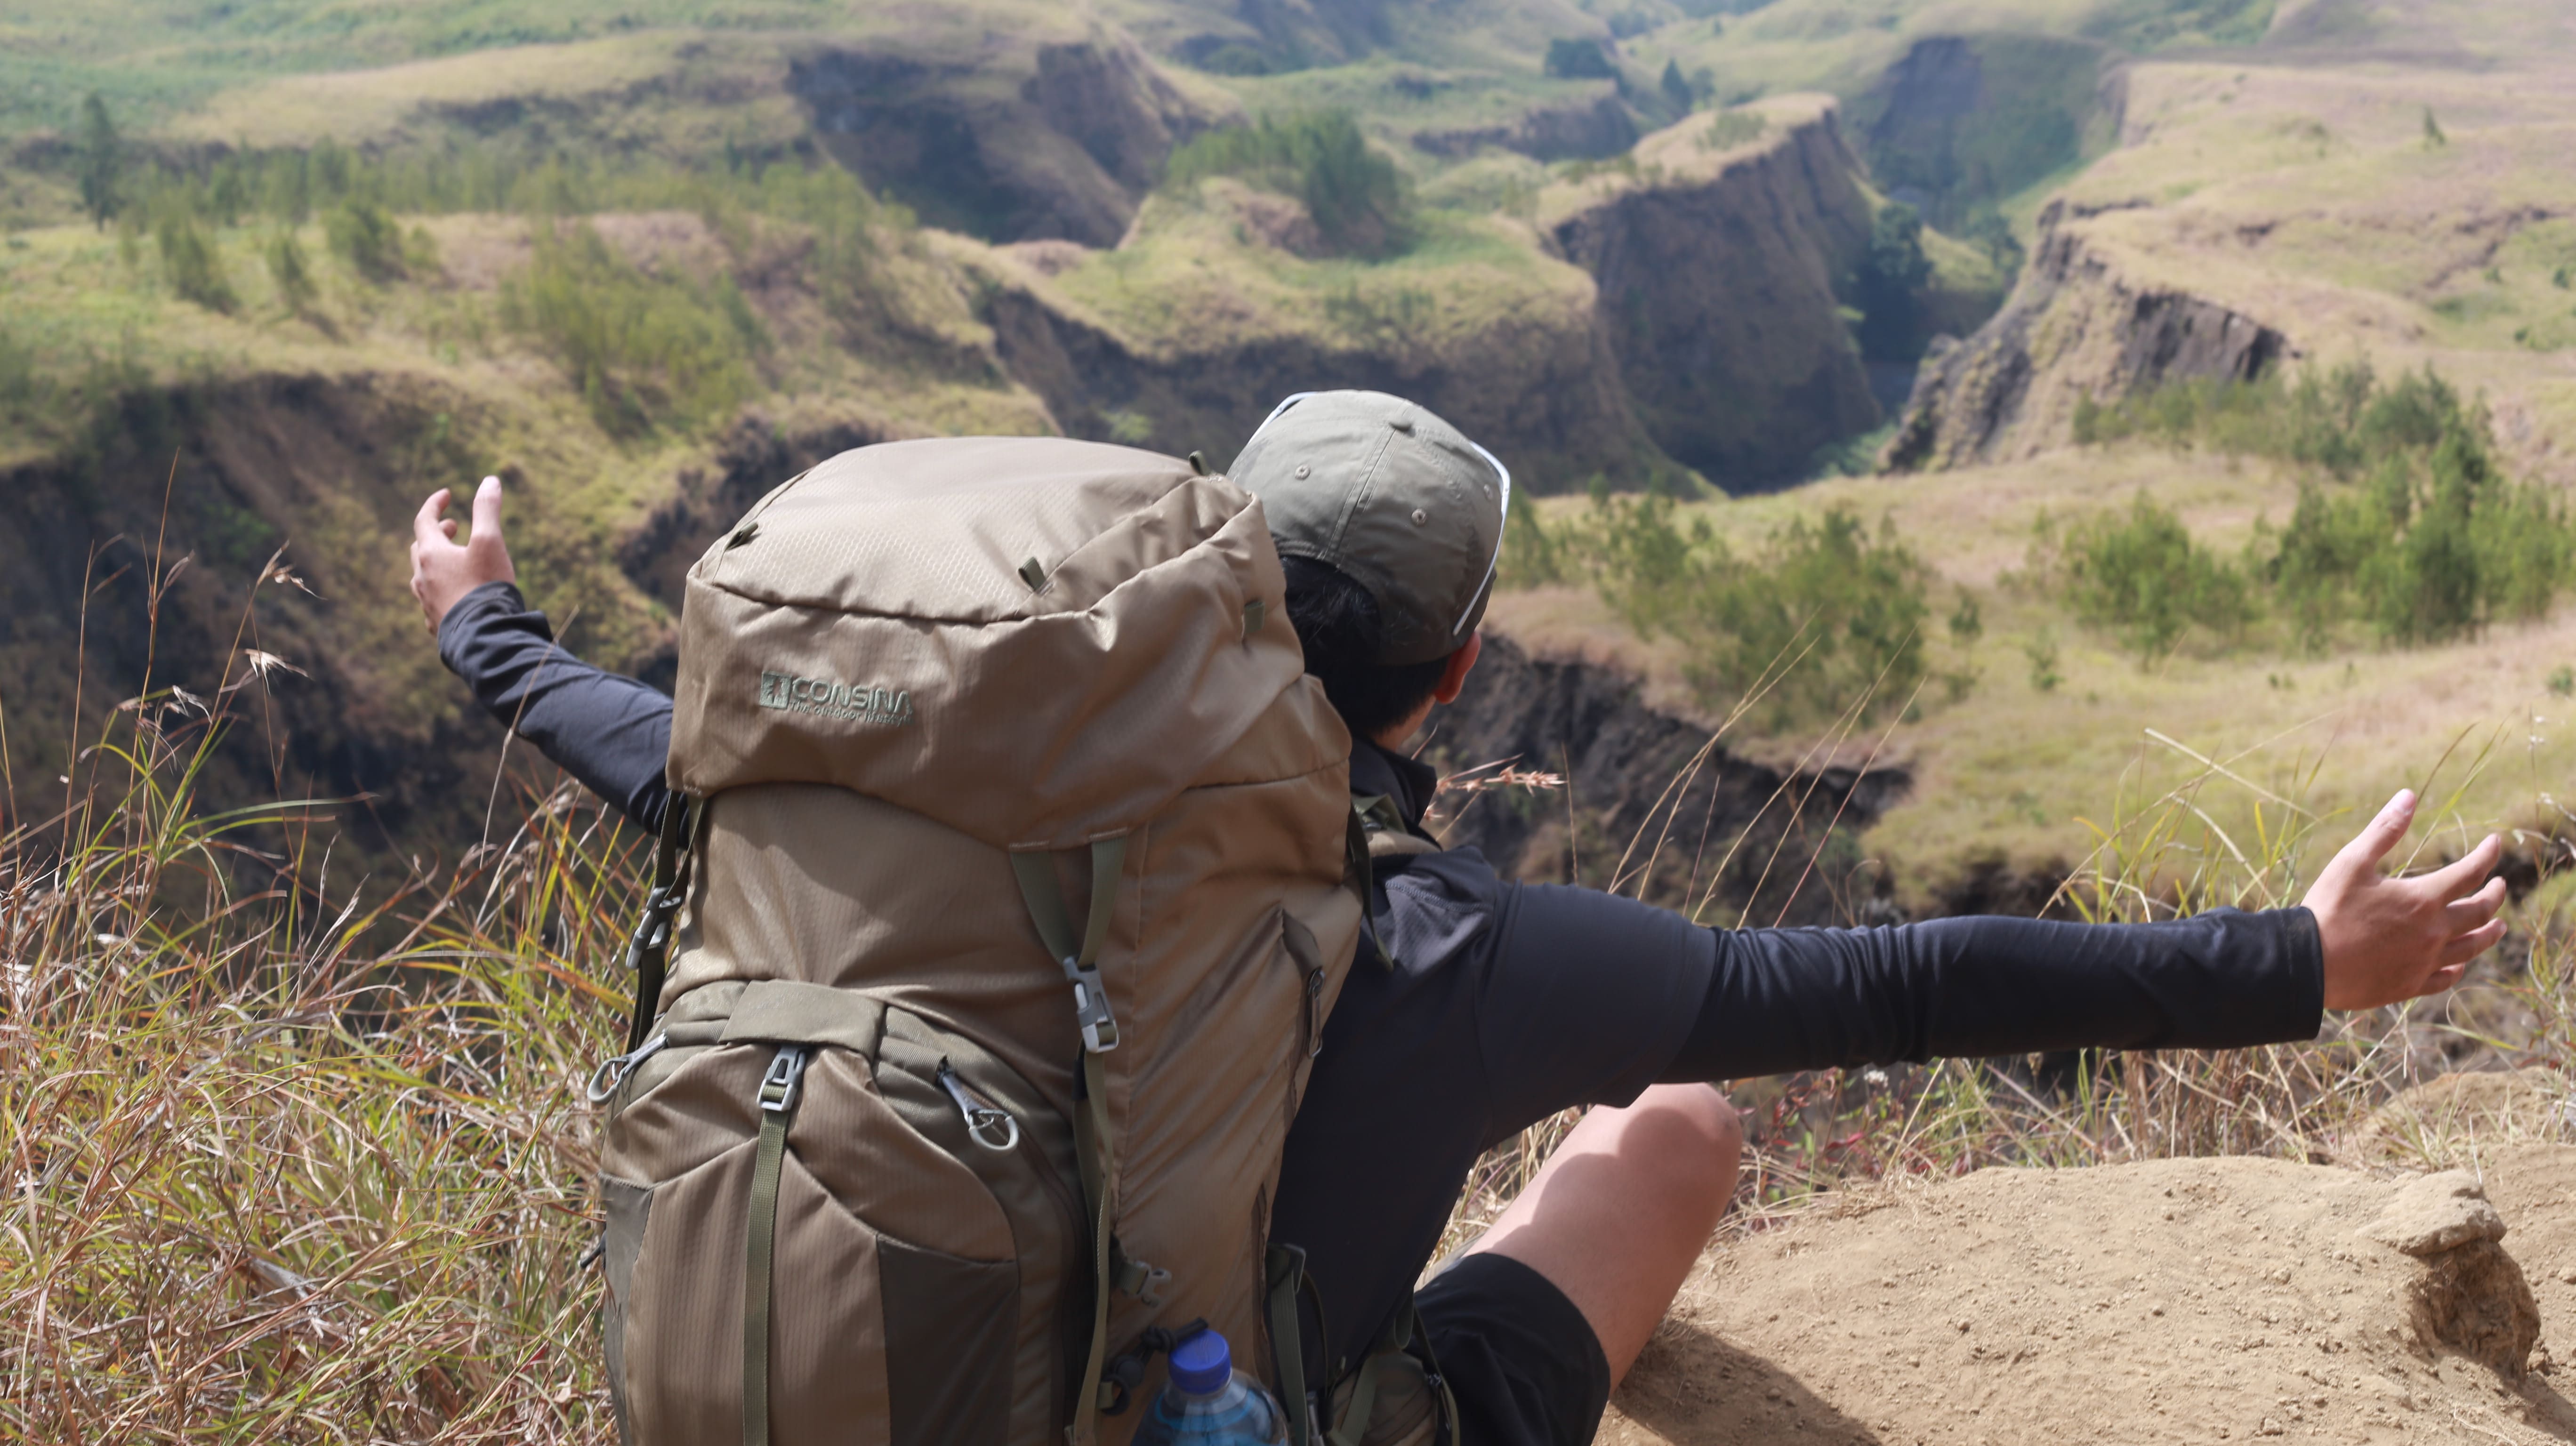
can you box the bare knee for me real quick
[1618,1083,1743,1205]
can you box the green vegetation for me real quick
[1510,488,1930,728]
[1847,34,2108,232]
[324,196,412,281]
[2052,494,2255,659]
[1543,38,1619,81]
[153,205,237,312]
[1850,201,1932,362]
[1163,111,1414,257]
[264,228,318,311]
[2070,363,2576,653]
[499,221,763,437]
[76,91,123,229]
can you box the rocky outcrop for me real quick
[791,34,1222,246]
[1883,198,2289,471]
[971,257,1664,489]
[1411,90,1640,163]
[1547,101,1884,489]
[1426,635,1908,924]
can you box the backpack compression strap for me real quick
[1009,836,1129,1446]
[622,794,701,1053]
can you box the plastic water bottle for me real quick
[1132,1328,1287,1446]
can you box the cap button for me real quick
[1294,464,1310,479]
[1411,508,1428,526]
[1390,414,1415,434]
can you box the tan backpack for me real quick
[589,437,1364,1446]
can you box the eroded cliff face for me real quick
[792,33,1224,246]
[1882,198,2289,471]
[0,373,669,853]
[1547,101,1884,490]
[1425,635,1908,926]
[968,249,1663,487]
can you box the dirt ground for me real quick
[1603,1074,2576,1445]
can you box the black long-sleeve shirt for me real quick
[439,579,2322,1386]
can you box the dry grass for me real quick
[8,503,2571,1441]
[2,573,640,1441]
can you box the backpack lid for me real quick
[666,436,1340,849]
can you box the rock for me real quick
[2360,1171,2507,1257]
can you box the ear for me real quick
[1431,632,1483,704]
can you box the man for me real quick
[413,391,2503,1446]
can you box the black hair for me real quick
[1281,556,1452,740]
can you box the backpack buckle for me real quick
[758,1045,811,1113]
[1061,955,1121,1053]
[620,884,680,973]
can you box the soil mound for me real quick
[1601,1144,2576,1445]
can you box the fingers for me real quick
[2421,832,2504,896]
[468,475,505,549]
[441,519,458,539]
[2413,961,2471,999]
[2442,875,2507,931]
[2437,918,2507,970]
[2327,789,2416,881]
[412,487,453,548]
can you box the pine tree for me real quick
[77,93,123,231]
[1660,60,1695,114]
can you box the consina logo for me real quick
[757,670,917,726]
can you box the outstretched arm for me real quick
[1660,791,2505,1084]
[412,477,677,833]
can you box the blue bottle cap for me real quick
[1167,1328,1232,1396]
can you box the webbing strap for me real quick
[1069,1049,1117,1446]
[624,794,699,1052]
[743,1045,809,1446]
[1328,1301,1460,1446]
[1264,1245,1313,1446]
[1008,836,1129,1446]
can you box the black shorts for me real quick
[1415,1253,1611,1446]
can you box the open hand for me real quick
[2303,789,2505,1010]
[410,475,516,633]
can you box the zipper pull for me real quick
[585,1032,668,1104]
[937,1060,1021,1151]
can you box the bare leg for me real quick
[1463,1083,1742,1387]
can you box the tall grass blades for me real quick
[1164,111,1415,258]
[498,220,759,438]
[1,582,642,1440]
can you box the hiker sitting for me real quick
[411,391,2503,1446]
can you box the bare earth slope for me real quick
[1602,1137,2576,1445]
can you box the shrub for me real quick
[1164,112,1413,258]
[2062,493,2255,660]
[153,206,237,313]
[265,229,317,312]
[1544,38,1618,80]
[77,91,123,229]
[499,220,759,437]
[1590,495,1929,728]
[326,197,407,281]
[2081,361,2576,651]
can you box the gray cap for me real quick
[1229,390,1511,666]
